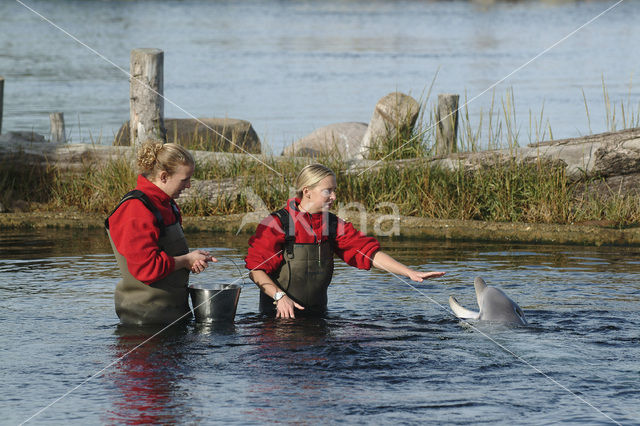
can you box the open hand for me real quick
[275,295,305,319]
[407,270,446,283]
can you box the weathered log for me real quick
[49,112,66,143]
[130,48,166,149]
[435,94,459,155]
[0,138,307,172]
[352,127,640,182]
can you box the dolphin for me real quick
[448,277,527,325]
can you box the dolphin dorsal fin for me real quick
[474,277,488,307]
[448,296,480,320]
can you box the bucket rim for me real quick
[188,283,242,291]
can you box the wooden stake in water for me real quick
[0,76,4,135]
[130,48,166,150]
[49,112,66,143]
[436,93,459,155]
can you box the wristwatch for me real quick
[273,291,286,305]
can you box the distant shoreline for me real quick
[2,212,639,247]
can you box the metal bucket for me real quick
[189,284,241,323]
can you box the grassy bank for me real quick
[2,86,640,228]
[2,150,640,228]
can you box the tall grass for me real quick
[600,75,640,132]
[46,157,136,214]
[337,159,575,223]
[190,155,640,226]
[3,146,640,227]
[0,151,55,210]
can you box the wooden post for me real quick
[436,94,459,155]
[0,76,4,135]
[130,48,166,149]
[49,112,66,143]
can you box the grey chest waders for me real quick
[260,209,338,316]
[106,190,191,325]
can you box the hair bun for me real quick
[136,139,164,173]
[135,140,195,178]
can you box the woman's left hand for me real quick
[371,251,445,283]
[407,270,446,283]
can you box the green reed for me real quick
[45,156,136,213]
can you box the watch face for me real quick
[275,292,284,301]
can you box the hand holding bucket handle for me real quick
[186,249,218,274]
[174,249,217,274]
[191,252,247,287]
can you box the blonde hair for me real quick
[136,140,195,178]
[295,163,335,198]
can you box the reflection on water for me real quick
[1,229,639,424]
[0,229,112,259]
[107,325,190,425]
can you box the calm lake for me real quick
[1,228,638,424]
[2,0,640,152]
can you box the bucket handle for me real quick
[214,255,247,287]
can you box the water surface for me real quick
[1,229,638,424]
[1,0,639,151]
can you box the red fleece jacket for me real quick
[108,175,181,284]
[245,198,381,274]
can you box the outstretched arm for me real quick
[371,251,445,282]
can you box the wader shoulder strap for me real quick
[328,212,338,241]
[272,208,296,258]
[270,209,338,258]
[105,189,179,237]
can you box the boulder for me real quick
[282,122,367,160]
[114,118,261,153]
[358,92,420,159]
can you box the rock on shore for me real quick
[282,92,421,161]
[282,122,367,158]
[114,117,261,153]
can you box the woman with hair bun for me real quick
[245,163,445,319]
[106,140,216,325]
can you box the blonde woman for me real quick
[106,140,215,325]
[245,163,445,319]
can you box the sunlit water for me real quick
[1,0,640,152]
[1,229,638,424]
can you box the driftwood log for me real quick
[0,140,278,172]
[351,127,640,181]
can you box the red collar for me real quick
[136,175,173,207]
